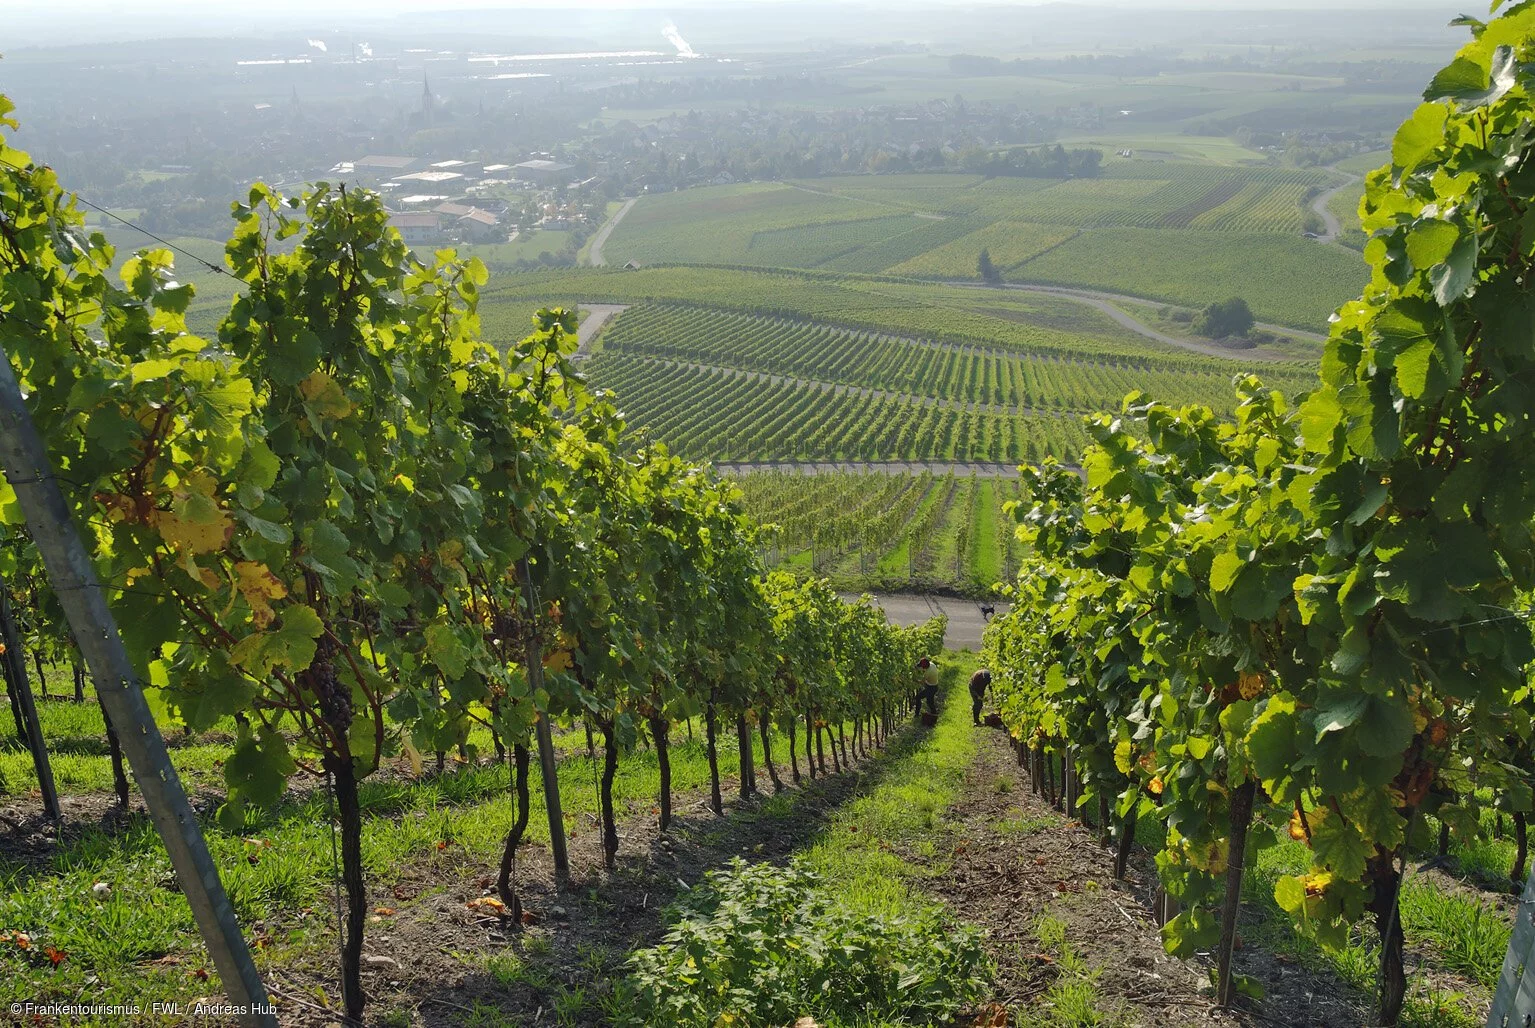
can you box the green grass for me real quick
[461,230,574,267]
[797,661,978,917]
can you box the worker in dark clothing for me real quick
[969,668,992,725]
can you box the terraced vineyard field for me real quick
[732,470,1023,595]
[598,303,1316,414]
[745,214,927,267]
[587,354,1093,464]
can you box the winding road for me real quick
[586,197,637,267]
[1309,171,1361,245]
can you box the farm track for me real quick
[573,303,629,358]
[1310,167,1363,247]
[622,354,1078,418]
[586,197,637,267]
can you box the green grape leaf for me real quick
[1430,233,1479,306]
[224,725,296,812]
[1405,219,1461,270]
[1210,551,1243,594]
[1308,810,1371,880]
[230,604,323,677]
[1393,339,1439,400]
[1392,102,1450,177]
[426,623,468,680]
[1313,693,1370,740]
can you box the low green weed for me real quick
[617,858,989,1028]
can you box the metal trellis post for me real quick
[1487,860,1535,1028]
[0,347,274,1026]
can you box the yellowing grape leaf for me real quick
[543,648,573,672]
[1237,670,1266,700]
[402,736,425,777]
[234,561,288,628]
[298,371,354,420]
[154,470,234,554]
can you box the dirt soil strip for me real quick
[266,728,929,1027]
[924,724,1371,1027]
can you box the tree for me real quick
[1194,297,1254,339]
[977,248,1001,285]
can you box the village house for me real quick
[389,211,443,246]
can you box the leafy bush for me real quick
[618,859,990,1027]
[1194,296,1254,338]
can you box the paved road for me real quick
[1310,172,1361,245]
[573,303,629,358]
[714,460,1029,478]
[845,593,1009,650]
[587,197,637,268]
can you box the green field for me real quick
[886,222,1079,277]
[1011,227,1368,329]
[598,164,1363,329]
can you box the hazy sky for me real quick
[3,0,1460,12]
[0,0,1466,49]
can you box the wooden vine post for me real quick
[0,348,275,1027]
[0,573,57,820]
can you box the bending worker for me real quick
[969,667,992,725]
[916,656,940,717]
